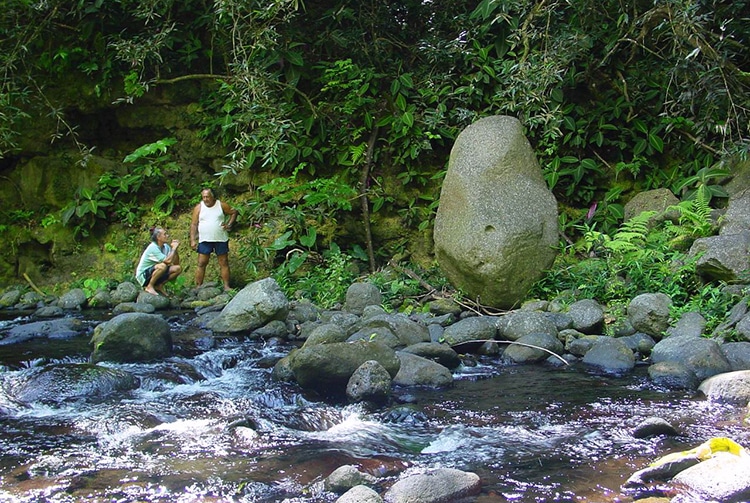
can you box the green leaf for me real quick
[648,132,664,153]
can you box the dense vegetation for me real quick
[1,0,748,328]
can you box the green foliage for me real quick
[273,243,360,308]
[61,138,185,236]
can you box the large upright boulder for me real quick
[433,115,558,309]
[206,277,289,334]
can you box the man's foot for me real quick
[144,286,159,296]
[155,286,168,296]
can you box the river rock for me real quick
[382,467,481,503]
[4,363,139,405]
[112,301,156,314]
[689,230,750,282]
[651,336,732,381]
[498,310,558,341]
[349,313,430,348]
[667,311,706,338]
[737,312,750,341]
[433,115,558,309]
[698,370,750,405]
[392,351,453,388]
[671,451,750,503]
[288,340,400,393]
[302,323,349,347]
[618,332,656,355]
[400,342,461,369]
[137,290,172,310]
[325,465,378,494]
[721,342,750,371]
[1,317,85,345]
[627,293,672,339]
[0,288,22,308]
[581,337,635,374]
[567,299,604,334]
[57,287,87,310]
[503,332,564,364]
[344,282,382,315]
[336,485,383,503]
[90,312,172,363]
[647,361,700,390]
[632,416,679,438]
[110,281,140,304]
[441,315,497,346]
[206,277,289,334]
[346,360,392,404]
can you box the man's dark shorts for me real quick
[197,241,229,256]
[142,265,170,287]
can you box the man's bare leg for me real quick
[218,254,231,291]
[195,254,209,286]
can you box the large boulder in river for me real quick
[90,312,172,363]
[4,363,139,405]
[433,115,558,309]
[206,277,289,334]
[287,340,400,394]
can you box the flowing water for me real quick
[1,310,748,503]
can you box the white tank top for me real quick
[198,200,229,242]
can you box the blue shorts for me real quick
[197,241,229,256]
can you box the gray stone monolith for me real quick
[433,115,558,309]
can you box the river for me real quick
[1,310,748,502]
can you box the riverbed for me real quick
[1,310,748,502]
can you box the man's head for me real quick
[201,188,216,207]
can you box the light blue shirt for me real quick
[135,242,171,285]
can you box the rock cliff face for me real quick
[433,115,559,309]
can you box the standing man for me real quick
[190,188,238,291]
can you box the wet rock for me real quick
[336,485,382,503]
[632,417,679,438]
[287,300,321,325]
[698,370,750,405]
[346,360,392,404]
[344,282,382,315]
[441,315,497,346]
[627,293,672,339]
[567,299,604,334]
[5,363,139,405]
[303,323,351,347]
[33,305,64,318]
[503,332,564,364]
[0,289,22,308]
[350,313,430,348]
[287,340,400,393]
[88,289,112,308]
[666,311,706,338]
[721,342,750,371]
[137,291,172,310]
[651,335,732,381]
[112,301,156,314]
[672,451,750,502]
[90,312,172,363]
[392,351,453,388]
[648,361,699,390]
[497,310,558,341]
[1,318,85,345]
[110,281,139,304]
[325,465,378,494]
[250,319,288,339]
[581,336,635,374]
[618,332,656,356]
[57,288,87,310]
[206,278,289,334]
[401,342,461,369]
[382,467,481,503]
[427,297,462,317]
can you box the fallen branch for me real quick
[23,273,45,296]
